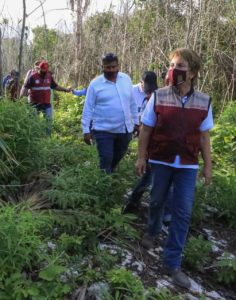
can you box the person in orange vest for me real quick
[22,61,71,134]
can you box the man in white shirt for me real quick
[82,53,139,173]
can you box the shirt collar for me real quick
[172,85,194,98]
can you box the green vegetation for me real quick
[184,235,212,271]
[215,253,236,285]
[192,102,236,227]
[0,94,235,298]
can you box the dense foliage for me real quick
[0,94,235,298]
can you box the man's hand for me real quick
[133,124,140,137]
[83,133,93,145]
[135,158,147,176]
[65,87,72,93]
[201,165,212,186]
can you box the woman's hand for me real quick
[135,158,147,176]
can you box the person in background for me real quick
[123,71,158,213]
[82,53,139,173]
[132,73,147,116]
[136,48,213,289]
[3,70,19,101]
[123,71,173,229]
[2,70,16,89]
[21,60,71,134]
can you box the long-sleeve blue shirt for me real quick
[82,72,139,134]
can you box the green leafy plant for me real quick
[192,102,236,227]
[0,138,18,178]
[0,100,47,183]
[0,205,49,278]
[212,102,236,173]
[145,287,183,300]
[0,268,72,300]
[184,235,212,270]
[198,173,236,227]
[106,268,145,299]
[215,252,236,285]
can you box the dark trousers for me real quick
[128,165,173,222]
[93,130,132,173]
[128,164,152,204]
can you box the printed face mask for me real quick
[168,68,187,86]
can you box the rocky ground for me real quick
[86,198,236,300]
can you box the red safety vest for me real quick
[148,86,211,165]
[29,72,52,104]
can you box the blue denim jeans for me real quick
[93,130,132,173]
[149,163,197,269]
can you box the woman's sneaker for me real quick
[141,233,156,249]
[164,267,191,289]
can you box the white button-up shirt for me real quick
[132,83,146,116]
[82,72,139,134]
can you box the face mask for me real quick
[103,71,118,80]
[39,70,47,76]
[168,68,187,86]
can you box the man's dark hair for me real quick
[102,53,118,64]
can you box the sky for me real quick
[0,0,120,32]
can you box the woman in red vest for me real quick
[136,48,213,289]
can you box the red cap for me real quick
[39,61,49,72]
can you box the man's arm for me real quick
[51,76,71,93]
[20,74,33,98]
[54,85,71,93]
[135,124,153,176]
[200,130,212,185]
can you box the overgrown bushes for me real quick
[0,95,235,298]
[0,100,47,183]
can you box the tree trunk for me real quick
[71,0,91,87]
[18,0,26,97]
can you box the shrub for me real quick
[106,268,145,299]
[198,173,236,227]
[0,100,46,183]
[216,252,236,285]
[0,205,49,278]
[184,235,212,270]
[211,101,236,173]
